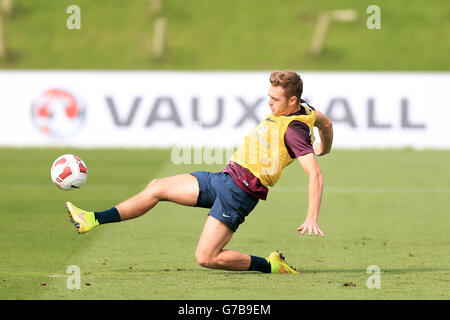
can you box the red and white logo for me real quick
[31,88,86,138]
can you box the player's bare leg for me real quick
[194,216,298,273]
[65,173,199,233]
[195,216,251,271]
[116,173,199,221]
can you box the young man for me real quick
[65,71,333,274]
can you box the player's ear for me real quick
[289,95,298,106]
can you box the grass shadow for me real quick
[300,267,448,274]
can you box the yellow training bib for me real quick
[231,105,316,187]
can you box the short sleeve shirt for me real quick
[223,101,315,200]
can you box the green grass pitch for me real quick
[1,0,449,70]
[0,147,449,299]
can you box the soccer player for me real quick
[66,71,333,274]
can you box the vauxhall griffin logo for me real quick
[31,88,86,138]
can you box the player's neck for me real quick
[276,105,300,116]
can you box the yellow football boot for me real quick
[266,251,300,274]
[65,202,99,234]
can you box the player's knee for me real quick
[195,251,209,267]
[195,251,216,269]
[145,178,165,199]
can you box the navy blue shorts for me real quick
[190,171,259,232]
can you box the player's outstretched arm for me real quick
[313,110,333,156]
[296,153,325,237]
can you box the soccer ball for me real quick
[51,154,88,191]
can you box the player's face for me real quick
[268,85,289,116]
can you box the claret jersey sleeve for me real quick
[284,120,314,158]
[284,101,315,158]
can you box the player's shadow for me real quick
[112,268,192,273]
[299,267,448,274]
[112,266,447,275]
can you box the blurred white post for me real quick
[152,17,166,59]
[309,13,330,56]
[331,9,358,22]
[148,0,161,17]
[0,0,13,58]
[309,9,357,56]
[149,0,166,59]
[0,7,5,58]
[2,0,13,16]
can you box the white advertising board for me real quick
[0,71,448,149]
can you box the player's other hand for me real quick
[297,219,325,237]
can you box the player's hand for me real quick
[297,219,325,237]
